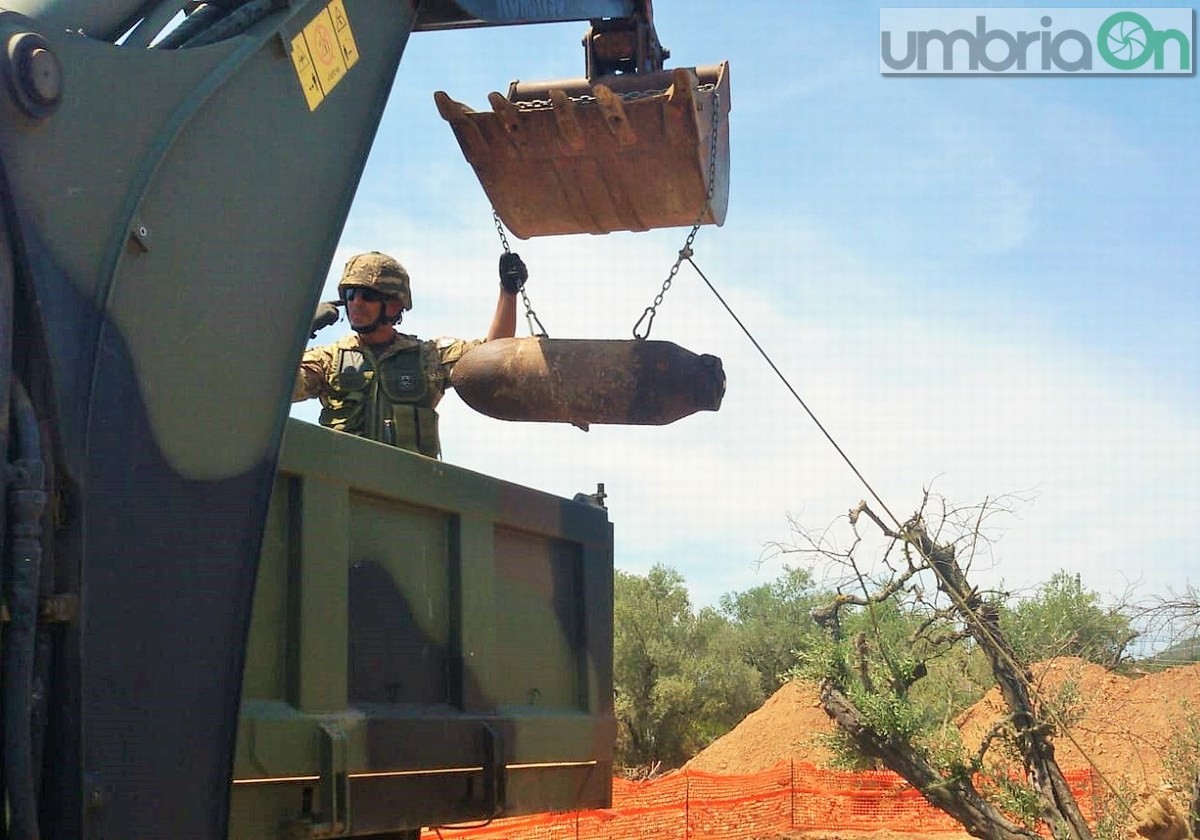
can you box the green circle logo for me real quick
[1098,11,1155,69]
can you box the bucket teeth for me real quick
[487,91,523,136]
[667,67,697,110]
[592,83,637,146]
[549,89,586,151]
[433,90,491,163]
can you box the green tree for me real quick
[835,595,992,733]
[1000,570,1137,667]
[797,495,1097,840]
[613,565,763,770]
[718,565,823,696]
[1145,636,1200,670]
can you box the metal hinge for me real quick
[281,722,351,838]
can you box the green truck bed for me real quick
[229,419,615,838]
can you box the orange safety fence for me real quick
[420,761,1099,839]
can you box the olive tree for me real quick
[1002,570,1137,667]
[613,565,763,771]
[792,493,1095,840]
[718,565,823,696]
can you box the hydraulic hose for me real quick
[180,0,280,48]
[153,0,281,49]
[153,2,229,48]
[3,379,46,840]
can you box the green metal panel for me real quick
[457,513,497,712]
[492,527,584,711]
[241,476,296,701]
[348,492,453,705]
[297,478,351,713]
[232,418,615,836]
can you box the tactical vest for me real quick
[319,342,442,458]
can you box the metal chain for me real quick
[632,90,722,340]
[492,210,548,337]
[511,83,717,111]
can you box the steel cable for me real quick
[684,256,902,530]
[685,255,1133,823]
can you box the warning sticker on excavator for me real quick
[328,0,359,68]
[290,0,359,112]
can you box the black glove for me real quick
[498,252,528,294]
[309,301,341,338]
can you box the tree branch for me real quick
[820,680,1041,840]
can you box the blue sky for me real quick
[292,2,1200,624]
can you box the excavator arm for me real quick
[0,6,445,836]
[0,1,726,837]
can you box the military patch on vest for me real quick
[379,347,427,403]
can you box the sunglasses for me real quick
[342,288,385,303]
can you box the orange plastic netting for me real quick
[419,761,1098,838]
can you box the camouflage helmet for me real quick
[338,251,412,311]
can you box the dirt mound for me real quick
[684,657,1200,799]
[683,680,837,774]
[957,657,1200,797]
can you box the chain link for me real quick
[490,84,723,340]
[520,288,549,338]
[632,90,722,340]
[492,210,511,252]
[509,83,717,111]
[493,211,548,337]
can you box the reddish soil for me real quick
[683,679,836,774]
[683,658,1200,838]
[956,657,1200,797]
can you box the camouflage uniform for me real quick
[293,332,481,458]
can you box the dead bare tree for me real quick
[1130,588,1200,666]
[1127,587,1200,834]
[800,492,1095,840]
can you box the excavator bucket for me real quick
[434,61,730,239]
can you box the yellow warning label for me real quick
[290,31,323,111]
[290,0,358,111]
[304,9,345,97]
[328,0,359,70]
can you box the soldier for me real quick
[294,250,527,458]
